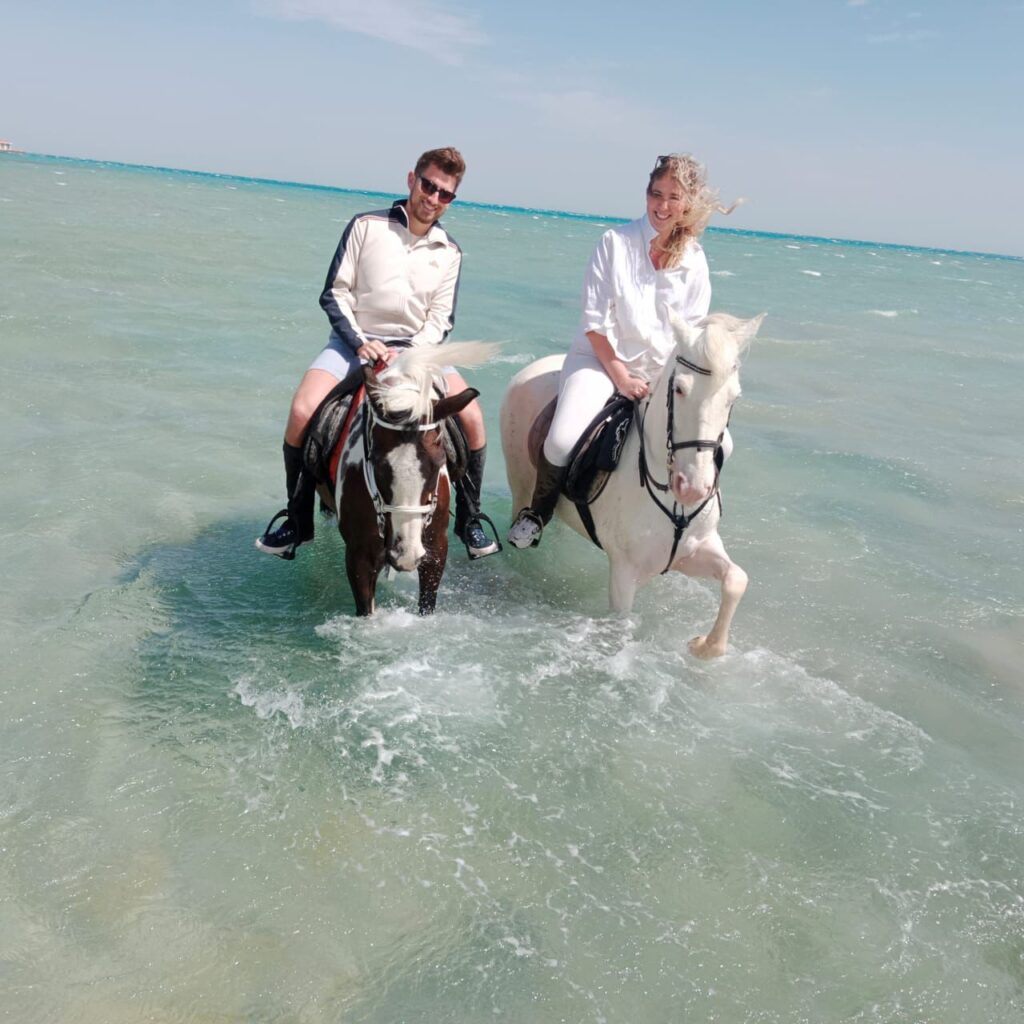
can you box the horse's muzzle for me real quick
[671,469,712,507]
[387,537,425,573]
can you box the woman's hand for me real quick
[586,331,650,401]
[611,364,650,401]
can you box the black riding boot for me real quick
[531,451,566,524]
[454,445,501,560]
[255,442,315,560]
[284,441,316,544]
[507,451,567,549]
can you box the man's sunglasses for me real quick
[417,175,457,204]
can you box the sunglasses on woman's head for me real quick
[418,176,457,204]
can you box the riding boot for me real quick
[508,451,567,549]
[531,451,566,525]
[284,441,316,544]
[255,442,315,559]
[454,445,500,560]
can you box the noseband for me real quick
[362,401,442,536]
[636,352,724,573]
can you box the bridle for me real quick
[636,352,725,574]
[361,399,442,537]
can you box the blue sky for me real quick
[3,0,1022,255]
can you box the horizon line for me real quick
[9,150,1022,263]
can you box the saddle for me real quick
[303,379,359,487]
[302,378,471,489]
[564,395,635,504]
[524,395,635,549]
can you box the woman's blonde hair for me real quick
[648,154,739,270]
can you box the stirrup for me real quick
[507,507,544,549]
[255,508,297,561]
[462,512,503,560]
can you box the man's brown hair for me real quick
[414,147,466,186]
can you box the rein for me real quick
[635,352,723,574]
[361,401,440,536]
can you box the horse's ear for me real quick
[434,387,479,421]
[671,312,703,348]
[736,313,766,351]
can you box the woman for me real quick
[507,153,736,549]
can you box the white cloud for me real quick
[257,0,487,64]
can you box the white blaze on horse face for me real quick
[385,442,430,570]
[670,369,737,506]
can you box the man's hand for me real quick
[356,340,394,365]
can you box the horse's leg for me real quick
[608,558,639,614]
[345,546,380,616]
[672,533,748,658]
[417,498,450,616]
[338,463,382,616]
[417,553,443,615]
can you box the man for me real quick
[256,146,499,561]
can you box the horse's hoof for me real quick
[688,635,727,659]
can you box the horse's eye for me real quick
[674,383,687,398]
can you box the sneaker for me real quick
[507,508,543,549]
[255,510,308,560]
[461,519,500,560]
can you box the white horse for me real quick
[500,313,764,657]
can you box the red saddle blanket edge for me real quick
[328,384,365,487]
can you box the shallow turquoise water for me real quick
[2,154,1023,1022]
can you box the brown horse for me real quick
[329,342,495,615]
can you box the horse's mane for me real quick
[687,313,757,376]
[373,341,498,422]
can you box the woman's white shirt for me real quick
[572,214,711,380]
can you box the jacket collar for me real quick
[390,199,447,244]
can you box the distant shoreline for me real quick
[9,150,1021,263]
